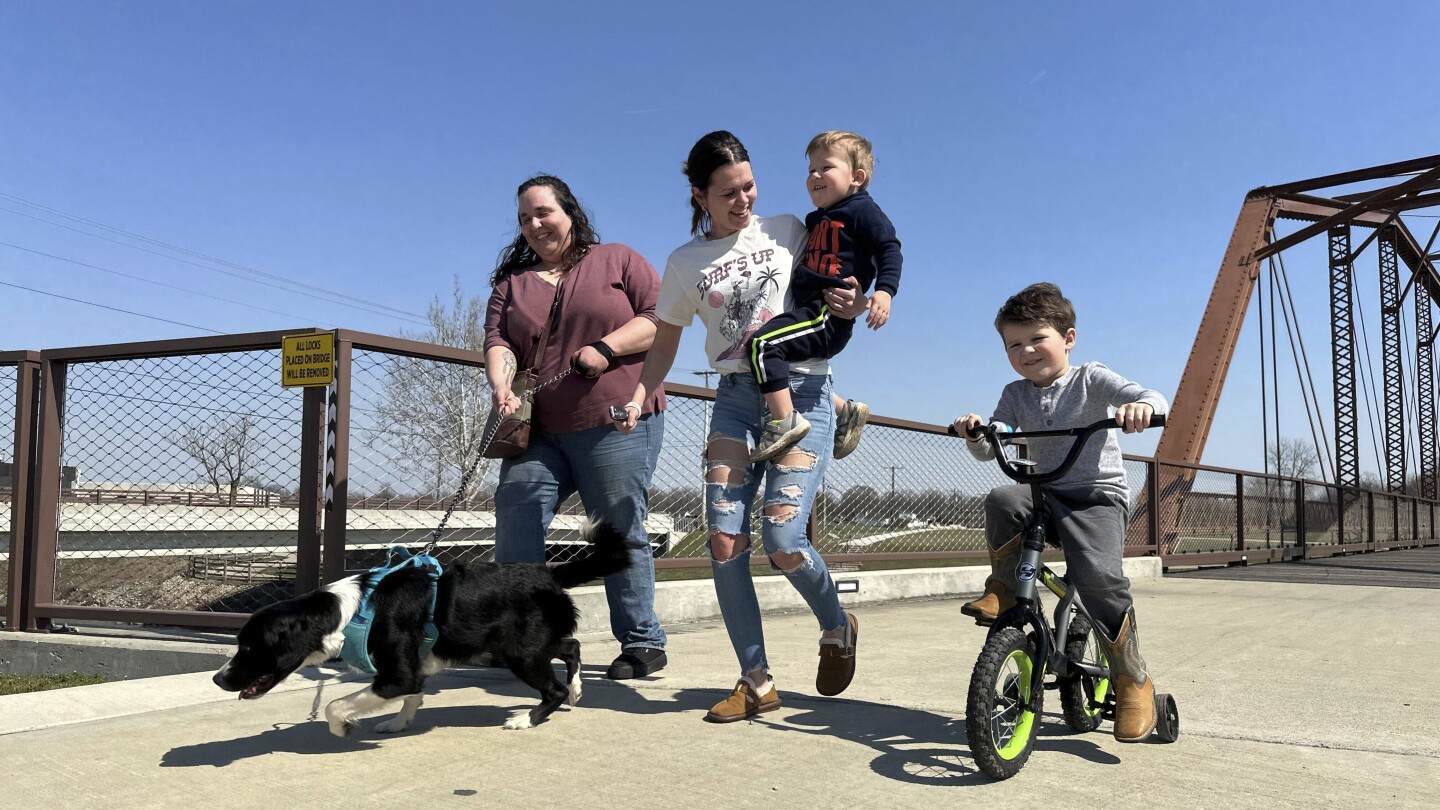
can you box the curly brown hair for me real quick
[994,282,1076,335]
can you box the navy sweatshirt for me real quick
[793,188,903,303]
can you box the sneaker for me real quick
[605,647,668,680]
[705,675,782,723]
[751,411,811,463]
[833,399,870,460]
[815,612,859,696]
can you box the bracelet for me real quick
[624,402,642,414]
[588,341,615,363]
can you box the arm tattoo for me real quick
[500,351,517,384]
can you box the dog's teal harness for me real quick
[340,546,443,675]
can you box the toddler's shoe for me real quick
[751,411,811,462]
[834,399,869,460]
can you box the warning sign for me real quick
[281,332,336,388]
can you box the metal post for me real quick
[27,359,65,630]
[1366,490,1376,549]
[322,339,352,583]
[5,359,38,631]
[1295,479,1308,558]
[296,385,325,593]
[1235,473,1245,552]
[1147,460,1161,556]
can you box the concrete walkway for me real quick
[1,576,1436,809]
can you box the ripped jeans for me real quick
[706,371,846,676]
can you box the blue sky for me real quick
[3,1,1438,477]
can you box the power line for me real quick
[0,241,335,327]
[0,197,429,325]
[0,279,223,334]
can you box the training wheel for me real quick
[1153,692,1179,743]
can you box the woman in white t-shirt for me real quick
[618,131,865,723]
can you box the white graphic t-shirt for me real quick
[656,215,829,376]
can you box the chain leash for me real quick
[421,367,573,555]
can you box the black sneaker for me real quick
[605,647,668,680]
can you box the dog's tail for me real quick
[550,519,633,589]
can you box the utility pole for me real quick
[886,464,905,496]
[692,370,720,388]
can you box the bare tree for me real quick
[1267,436,1319,480]
[218,415,258,506]
[172,414,261,505]
[375,278,494,507]
[174,422,224,496]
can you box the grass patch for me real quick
[0,673,107,696]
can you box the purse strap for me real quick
[528,277,565,375]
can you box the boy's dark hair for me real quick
[994,282,1076,335]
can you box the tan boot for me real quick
[960,534,1021,625]
[1097,609,1156,742]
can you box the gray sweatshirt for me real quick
[967,362,1169,499]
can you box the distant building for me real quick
[0,461,78,492]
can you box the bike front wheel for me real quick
[966,626,1043,779]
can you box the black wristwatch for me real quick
[588,341,615,364]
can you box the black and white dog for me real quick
[213,520,628,735]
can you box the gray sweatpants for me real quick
[985,484,1134,638]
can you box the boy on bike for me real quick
[951,282,1168,742]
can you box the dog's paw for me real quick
[502,710,534,731]
[325,707,357,738]
[567,678,582,706]
[327,718,358,738]
[374,717,410,734]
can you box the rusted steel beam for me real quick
[1256,165,1440,260]
[1252,154,1440,198]
[1156,196,1275,466]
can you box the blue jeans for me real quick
[493,412,667,651]
[706,372,846,675]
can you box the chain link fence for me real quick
[6,330,1438,629]
[1,361,16,616]
[53,351,306,614]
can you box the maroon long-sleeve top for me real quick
[484,243,666,434]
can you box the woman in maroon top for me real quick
[483,175,668,679]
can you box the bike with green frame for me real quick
[961,415,1179,779]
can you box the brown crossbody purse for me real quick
[482,278,564,459]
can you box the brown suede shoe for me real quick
[815,612,859,696]
[705,676,781,723]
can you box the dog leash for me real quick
[420,366,573,556]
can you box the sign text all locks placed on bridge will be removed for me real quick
[281,332,336,388]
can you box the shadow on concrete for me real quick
[754,701,1120,786]
[162,669,1121,783]
[161,720,380,767]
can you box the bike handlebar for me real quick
[953,414,1166,484]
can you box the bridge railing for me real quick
[2,329,1436,631]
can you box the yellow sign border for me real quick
[281,331,336,388]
